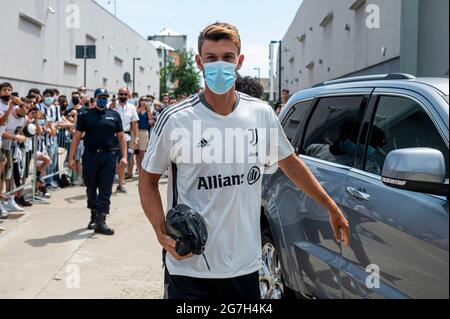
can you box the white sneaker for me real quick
[4,200,25,213]
[0,202,9,219]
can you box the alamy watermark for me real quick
[167,122,280,165]
[365,264,380,289]
[65,4,80,29]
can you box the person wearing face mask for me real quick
[139,22,350,300]
[68,91,88,185]
[1,98,31,212]
[68,88,128,236]
[0,83,16,218]
[161,93,170,108]
[113,88,139,193]
[38,89,61,189]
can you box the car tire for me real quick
[260,227,298,299]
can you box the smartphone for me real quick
[12,92,19,97]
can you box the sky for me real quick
[94,0,302,78]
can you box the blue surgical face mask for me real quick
[44,97,55,106]
[340,139,376,157]
[203,61,237,95]
[38,119,45,126]
[96,98,108,110]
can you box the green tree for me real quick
[167,49,201,97]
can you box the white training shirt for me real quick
[2,108,27,150]
[142,92,294,279]
[114,103,139,133]
[0,100,10,144]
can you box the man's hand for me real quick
[68,158,75,170]
[119,157,128,168]
[158,234,194,261]
[11,96,21,106]
[329,208,350,247]
[14,134,26,144]
[279,155,351,247]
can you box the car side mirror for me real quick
[381,148,448,196]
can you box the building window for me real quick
[86,34,97,45]
[297,34,306,43]
[63,62,78,76]
[305,61,314,69]
[114,57,123,67]
[320,12,334,28]
[103,78,108,87]
[349,0,366,11]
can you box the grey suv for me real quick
[260,74,449,299]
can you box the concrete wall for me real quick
[401,0,449,77]
[280,0,402,91]
[0,0,160,97]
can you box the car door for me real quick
[273,90,372,299]
[340,89,449,299]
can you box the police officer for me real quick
[68,88,127,236]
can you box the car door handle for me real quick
[346,187,371,201]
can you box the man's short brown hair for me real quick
[198,22,241,55]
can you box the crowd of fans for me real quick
[0,82,184,220]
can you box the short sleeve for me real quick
[115,113,124,133]
[141,116,173,174]
[76,113,86,132]
[265,108,295,166]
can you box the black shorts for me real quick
[164,268,261,300]
[24,151,32,179]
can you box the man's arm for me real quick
[131,121,139,148]
[278,154,350,246]
[68,130,82,169]
[139,171,193,260]
[117,131,128,162]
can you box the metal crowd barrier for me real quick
[4,126,75,204]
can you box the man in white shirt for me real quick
[1,98,30,213]
[114,88,139,193]
[0,82,15,218]
[139,23,350,299]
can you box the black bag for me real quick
[60,173,72,188]
[165,204,210,270]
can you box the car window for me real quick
[365,95,449,178]
[281,100,311,145]
[301,96,367,167]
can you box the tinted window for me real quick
[302,96,367,167]
[282,100,311,145]
[365,95,449,177]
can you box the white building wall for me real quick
[0,0,160,97]
[281,0,401,91]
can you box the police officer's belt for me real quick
[88,148,118,154]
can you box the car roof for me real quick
[289,76,449,102]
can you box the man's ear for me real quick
[236,54,245,71]
[195,54,204,72]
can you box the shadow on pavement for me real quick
[64,194,87,204]
[25,228,93,247]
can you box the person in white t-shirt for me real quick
[0,82,16,218]
[113,88,139,194]
[1,99,30,213]
[139,22,350,300]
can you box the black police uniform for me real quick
[76,107,123,234]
